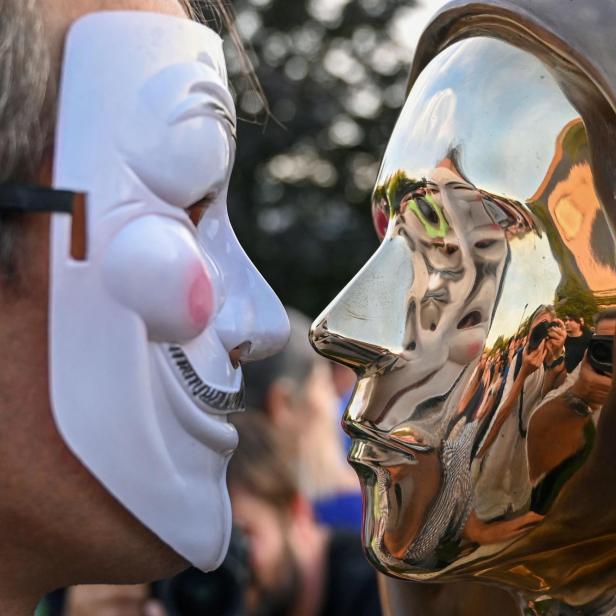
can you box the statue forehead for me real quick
[379,37,580,201]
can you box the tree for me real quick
[224,0,419,316]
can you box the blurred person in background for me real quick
[242,308,362,529]
[563,312,593,373]
[229,412,382,616]
[330,361,357,454]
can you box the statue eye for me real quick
[404,192,449,239]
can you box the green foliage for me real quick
[554,279,599,325]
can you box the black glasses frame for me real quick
[0,184,81,214]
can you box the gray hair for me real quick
[0,0,52,284]
[0,0,51,181]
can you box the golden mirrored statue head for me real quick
[311,2,616,609]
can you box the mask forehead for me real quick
[54,10,235,215]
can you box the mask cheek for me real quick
[188,265,215,332]
[102,216,217,343]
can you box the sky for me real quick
[389,0,451,53]
[308,0,450,53]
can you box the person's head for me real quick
[564,313,585,337]
[529,305,555,327]
[310,0,616,603]
[0,0,289,603]
[228,413,311,616]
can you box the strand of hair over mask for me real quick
[188,0,271,123]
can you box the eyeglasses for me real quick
[0,183,81,214]
[0,183,86,260]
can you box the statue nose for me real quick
[309,234,415,372]
[310,316,403,375]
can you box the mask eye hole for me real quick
[186,193,216,226]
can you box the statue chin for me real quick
[311,1,616,611]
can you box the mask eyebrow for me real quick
[187,80,237,140]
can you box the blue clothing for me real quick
[314,491,363,530]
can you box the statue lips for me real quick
[346,418,442,565]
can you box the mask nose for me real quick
[211,244,290,364]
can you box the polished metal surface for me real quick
[378,574,521,616]
[311,33,616,612]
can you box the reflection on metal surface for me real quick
[311,35,616,611]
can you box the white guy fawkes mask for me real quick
[50,11,290,571]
